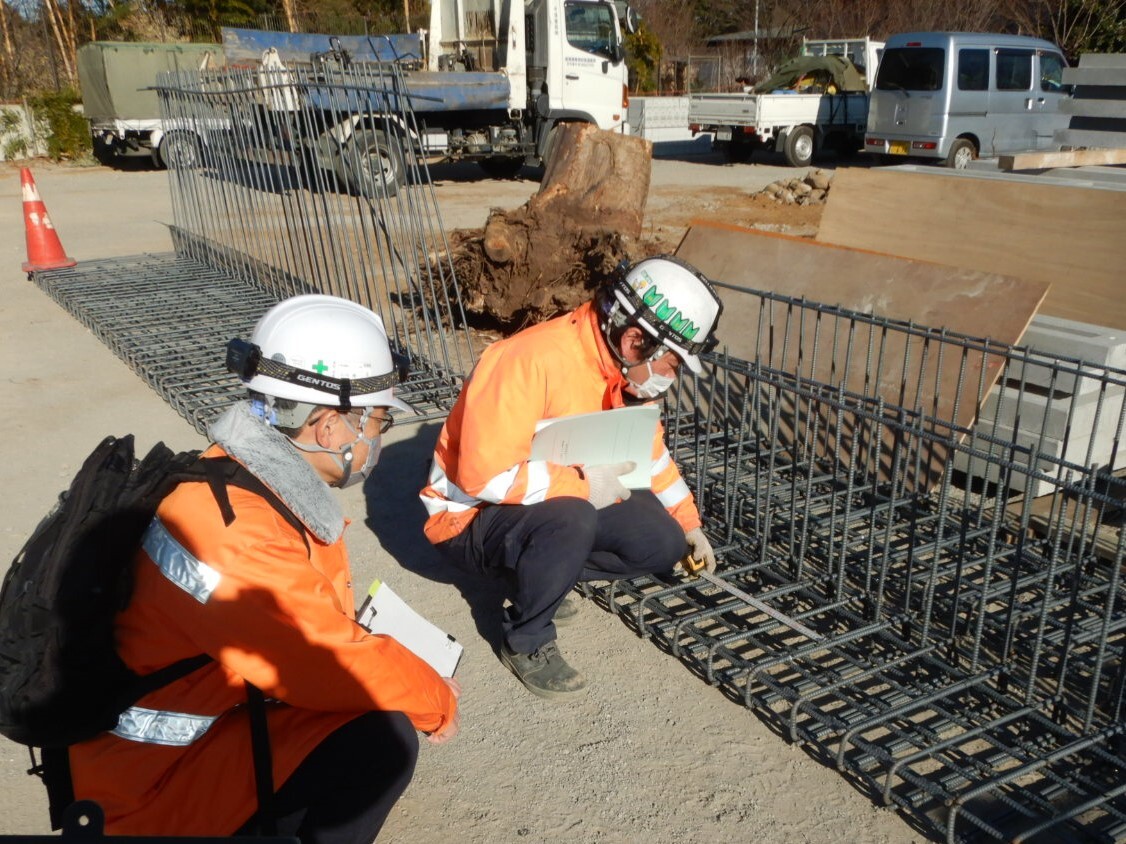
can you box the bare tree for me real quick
[1004,0,1126,57]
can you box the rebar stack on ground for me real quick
[582,285,1126,841]
[32,58,473,435]
[25,57,1126,843]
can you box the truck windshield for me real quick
[876,47,945,92]
[564,2,618,60]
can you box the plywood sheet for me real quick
[676,222,1049,490]
[816,167,1126,330]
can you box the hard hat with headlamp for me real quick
[226,294,411,429]
[600,255,723,375]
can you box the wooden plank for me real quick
[816,167,1126,330]
[675,222,1048,491]
[999,147,1126,170]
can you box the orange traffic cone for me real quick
[21,168,75,273]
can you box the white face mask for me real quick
[627,362,675,398]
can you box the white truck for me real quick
[223,0,637,193]
[687,37,884,167]
[77,41,223,168]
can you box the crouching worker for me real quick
[66,295,460,843]
[420,256,722,700]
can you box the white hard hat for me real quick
[612,256,722,374]
[228,294,411,413]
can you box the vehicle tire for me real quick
[783,125,815,168]
[158,132,202,170]
[479,156,525,180]
[336,127,405,198]
[944,138,977,170]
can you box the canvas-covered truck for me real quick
[688,37,884,167]
[221,0,636,195]
[77,41,223,167]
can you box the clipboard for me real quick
[529,404,659,489]
[357,579,463,678]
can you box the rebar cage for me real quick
[583,284,1126,842]
[28,59,1126,843]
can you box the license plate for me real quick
[716,128,732,142]
[888,140,909,155]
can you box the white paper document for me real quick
[529,404,659,489]
[357,580,463,678]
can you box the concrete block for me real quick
[1078,54,1126,70]
[976,381,1123,441]
[955,414,1126,496]
[1063,66,1126,87]
[1020,314,1126,370]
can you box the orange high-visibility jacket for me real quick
[69,430,456,836]
[421,301,701,544]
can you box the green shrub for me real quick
[28,89,90,161]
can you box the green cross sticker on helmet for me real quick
[613,256,723,374]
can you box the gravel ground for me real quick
[0,152,921,844]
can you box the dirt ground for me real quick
[0,154,919,844]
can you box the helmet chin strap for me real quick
[286,408,374,488]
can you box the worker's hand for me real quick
[684,527,716,574]
[584,461,635,509]
[426,677,461,745]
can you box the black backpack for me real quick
[0,434,305,829]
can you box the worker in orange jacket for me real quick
[420,256,723,699]
[66,295,459,843]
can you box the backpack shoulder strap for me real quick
[196,456,311,557]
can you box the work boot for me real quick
[552,596,581,627]
[500,641,587,700]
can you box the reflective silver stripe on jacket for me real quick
[112,705,218,746]
[656,477,691,509]
[142,516,221,603]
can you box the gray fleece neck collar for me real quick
[208,402,345,544]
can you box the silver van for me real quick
[863,32,1070,168]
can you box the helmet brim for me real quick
[665,338,702,374]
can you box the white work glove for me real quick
[584,461,635,509]
[684,527,717,574]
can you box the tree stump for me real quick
[445,122,653,330]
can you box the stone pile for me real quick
[757,169,833,205]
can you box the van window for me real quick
[876,47,945,92]
[996,48,1033,90]
[957,49,989,91]
[1040,52,1065,91]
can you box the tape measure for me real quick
[680,555,823,640]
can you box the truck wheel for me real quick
[337,127,405,198]
[945,138,977,170]
[159,132,202,170]
[783,126,815,168]
[479,156,525,180]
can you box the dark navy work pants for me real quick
[435,492,687,653]
[236,710,418,844]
